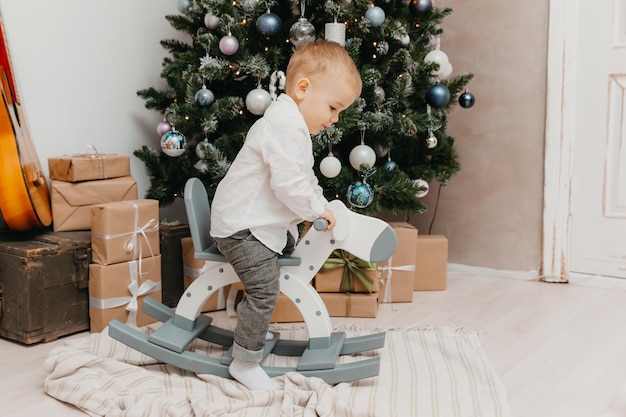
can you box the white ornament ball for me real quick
[245,88,272,115]
[349,144,377,170]
[365,6,386,27]
[413,179,430,198]
[438,62,453,79]
[399,34,410,46]
[425,135,438,149]
[320,155,342,178]
[424,50,449,69]
[204,12,220,29]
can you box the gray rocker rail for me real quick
[108,319,382,384]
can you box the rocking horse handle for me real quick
[313,218,329,231]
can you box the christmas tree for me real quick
[135,0,474,216]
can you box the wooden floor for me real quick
[1,271,625,417]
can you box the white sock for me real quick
[229,358,280,390]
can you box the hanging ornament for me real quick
[160,130,187,157]
[438,62,453,80]
[425,133,438,149]
[219,33,239,55]
[373,85,386,101]
[194,85,215,107]
[290,2,316,48]
[383,153,397,171]
[459,90,476,108]
[424,50,450,76]
[290,18,316,47]
[325,20,346,46]
[347,181,374,208]
[320,151,342,178]
[375,145,388,157]
[349,124,376,170]
[257,10,282,37]
[177,0,192,14]
[269,70,286,100]
[413,179,430,198]
[428,35,439,50]
[408,0,433,17]
[245,84,272,115]
[365,6,385,27]
[398,34,410,46]
[204,12,220,30]
[195,139,215,159]
[425,83,451,108]
[156,119,172,136]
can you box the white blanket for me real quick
[44,325,511,417]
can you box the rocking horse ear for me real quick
[332,212,350,241]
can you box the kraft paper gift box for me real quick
[88,256,162,333]
[91,199,160,266]
[51,176,138,231]
[314,250,379,293]
[378,222,417,303]
[48,153,130,182]
[414,235,448,291]
[270,294,304,323]
[319,292,379,318]
[182,237,232,313]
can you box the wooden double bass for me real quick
[0,13,52,231]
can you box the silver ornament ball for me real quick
[365,6,385,27]
[204,12,220,29]
[426,135,438,149]
[219,35,239,55]
[349,144,377,170]
[194,88,215,107]
[289,17,316,48]
[245,88,272,115]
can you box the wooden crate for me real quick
[0,231,91,344]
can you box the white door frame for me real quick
[542,0,580,283]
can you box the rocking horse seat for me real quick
[196,242,302,266]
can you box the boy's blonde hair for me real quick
[285,39,362,96]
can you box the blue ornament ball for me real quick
[425,84,451,108]
[257,12,282,37]
[194,87,215,107]
[160,130,187,157]
[195,139,216,158]
[459,91,476,108]
[383,160,397,171]
[409,0,432,17]
[347,181,374,208]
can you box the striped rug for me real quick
[44,325,511,417]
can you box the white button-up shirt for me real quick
[210,94,328,253]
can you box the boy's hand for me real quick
[321,208,336,231]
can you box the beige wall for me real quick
[386,1,549,272]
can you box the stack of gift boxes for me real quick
[47,152,162,332]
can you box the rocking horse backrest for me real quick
[184,178,213,255]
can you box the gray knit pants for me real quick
[214,230,294,363]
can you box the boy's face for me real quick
[294,75,359,134]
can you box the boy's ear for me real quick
[294,77,310,100]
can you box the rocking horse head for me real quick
[321,200,398,263]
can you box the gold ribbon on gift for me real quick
[89,260,161,326]
[92,201,159,274]
[378,255,416,303]
[321,249,377,293]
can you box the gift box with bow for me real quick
[91,199,160,266]
[88,257,162,332]
[48,150,130,182]
[314,249,378,293]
